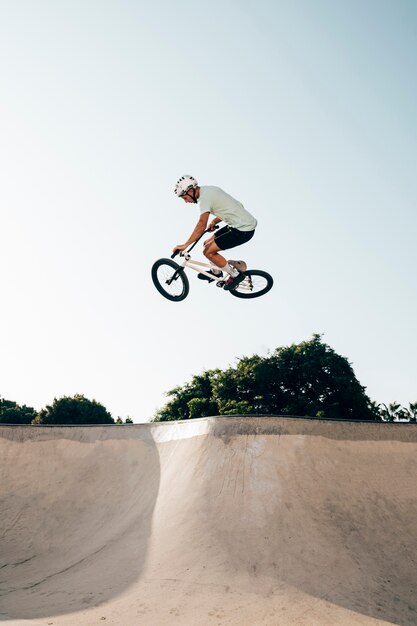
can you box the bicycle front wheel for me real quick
[151,258,189,302]
[229,270,273,299]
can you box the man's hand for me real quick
[172,243,188,255]
[207,220,220,232]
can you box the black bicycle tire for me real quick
[151,258,189,302]
[229,269,273,299]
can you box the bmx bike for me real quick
[151,228,273,302]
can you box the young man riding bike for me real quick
[173,175,257,290]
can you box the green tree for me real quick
[212,355,262,415]
[115,416,134,424]
[260,335,376,420]
[154,335,377,421]
[32,394,114,425]
[377,402,417,422]
[408,403,417,423]
[216,399,254,415]
[0,397,37,424]
[378,402,401,422]
[153,371,220,421]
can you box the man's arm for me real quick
[208,217,222,231]
[184,212,210,245]
[172,212,210,254]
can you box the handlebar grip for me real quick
[171,251,179,259]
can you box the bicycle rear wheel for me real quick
[151,258,189,302]
[229,270,273,299]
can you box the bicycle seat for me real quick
[228,260,247,272]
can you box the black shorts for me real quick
[214,226,255,251]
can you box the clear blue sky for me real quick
[1,0,416,421]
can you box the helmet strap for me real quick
[184,188,198,203]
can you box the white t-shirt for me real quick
[198,186,257,232]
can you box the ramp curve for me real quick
[1,417,417,625]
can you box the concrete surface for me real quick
[1,416,417,626]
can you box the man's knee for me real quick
[204,245,215,259]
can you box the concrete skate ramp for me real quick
[1,417,417,626]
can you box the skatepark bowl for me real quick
[1,416,417,626]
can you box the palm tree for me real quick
[378,402,401,422]
[408,402,417,423]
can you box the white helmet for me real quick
[174,175,198,197]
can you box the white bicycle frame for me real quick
[173,252,253,293]
[177,253,226,284]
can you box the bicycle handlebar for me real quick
[171,225,218,259]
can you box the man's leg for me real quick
[203,240,227,269]
[203,240,243,285]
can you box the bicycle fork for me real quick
[166,256,188,286]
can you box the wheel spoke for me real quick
[158,267,183,296]
[151,259,189,302]
[234,275,268,294]
[229,270,273,299]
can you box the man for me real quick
[173,175,257,290]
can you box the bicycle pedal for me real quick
[198,273,214,283]
[198,270,222,283]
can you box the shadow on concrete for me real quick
[0,425,160,620]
